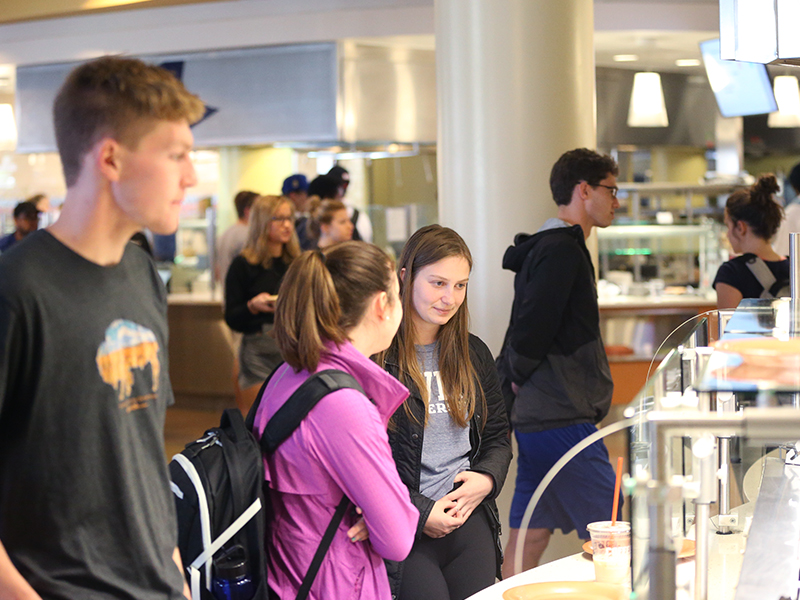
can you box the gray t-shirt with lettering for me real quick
[417,342,471,500]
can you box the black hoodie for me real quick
[497,221,613,432]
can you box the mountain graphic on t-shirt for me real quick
[96,319,161,412]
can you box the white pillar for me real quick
[436,0,596,353]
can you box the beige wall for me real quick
[217,147,293,233]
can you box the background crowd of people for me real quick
[3,54,800,600]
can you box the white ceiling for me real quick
[354,30,717,75]
[594,30,715,74]
[0,0,724,93]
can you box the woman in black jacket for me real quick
[380,225,512,600]
[225,195,300,413]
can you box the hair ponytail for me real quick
[274,242,396,372]
[274,252,345,372]
[752,174,780,203]
[726,173,784,240]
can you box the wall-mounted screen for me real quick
[700,38,777,118]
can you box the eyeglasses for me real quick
[593,184,619,198]
[270,216,293,223]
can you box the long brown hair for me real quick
[274,242,396,372]
[385,225,484,428]
[241,195,300,269]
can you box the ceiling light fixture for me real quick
[0,104,17,151]
[613,54,639,62]
[675,59,701,67]
[768,75,800,127]
[627,72,669,127]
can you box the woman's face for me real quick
[409,255,471,336]
[267,201,294,245]
[321,208,354,243]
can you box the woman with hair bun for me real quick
[307,198,354,249]
[251,242,418,600]
[714,174,788,309]
[380,225,511,600]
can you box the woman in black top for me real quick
[714,174,787,309]
[380,225,511,600]
[225,195,300,412]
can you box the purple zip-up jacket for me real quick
[252,340,418,600]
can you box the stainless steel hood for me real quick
[14,41,437,153]
[337,41,436,144]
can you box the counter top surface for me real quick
[167,290,223,306]
[599,293,716,311]
[469,506,753,600]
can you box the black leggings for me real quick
[398,507,495,600]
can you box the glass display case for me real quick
[169,199,216,294]
[597,220,726,292]
[627,298,800,600]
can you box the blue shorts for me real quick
[508,423,622,538]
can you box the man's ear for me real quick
[577,180,592,201]
[95,138,122,183]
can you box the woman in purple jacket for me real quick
[251,242,418,600]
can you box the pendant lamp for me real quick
[767,75,800,128]
[0,104,16,151]
[627,72,669,127]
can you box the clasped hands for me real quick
[422,471,493,539]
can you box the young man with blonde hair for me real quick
[0,56,204,599]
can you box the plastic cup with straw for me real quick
[586,457,631,584]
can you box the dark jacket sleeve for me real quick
[408,490,436,539]
[224,256,265,333]
[507,236,582,385]
[469,335,512,500]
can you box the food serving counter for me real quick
[481,297,800,600]
[600,292,717,406]
[167,290,235,406]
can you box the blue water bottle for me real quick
[212,545,255,600]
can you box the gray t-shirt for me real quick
[417,342,471,500]
[0,231,184,599]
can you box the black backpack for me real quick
[169,368,364,600]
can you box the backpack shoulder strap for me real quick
[244,363,283,432]
[296,495,350,600]
[258,369,363,600]
[260,369,365,455]
[745,255,779,298]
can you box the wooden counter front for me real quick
[167,291,236,408]
[601,293,717,405]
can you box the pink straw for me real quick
[611,456,623,526]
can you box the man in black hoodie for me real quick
[499,148,621,576]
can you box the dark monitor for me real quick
[700,38,777,118]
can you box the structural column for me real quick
[436,0,596,352]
